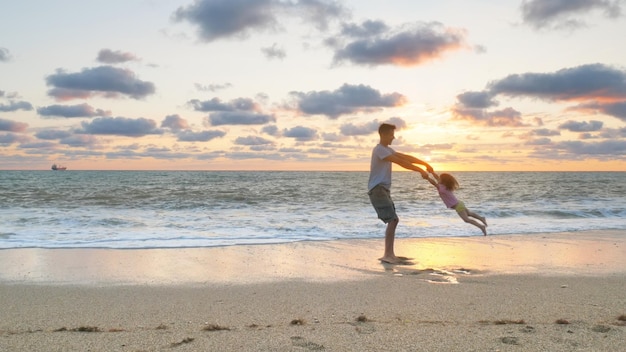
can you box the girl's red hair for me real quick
[439,173,459,191]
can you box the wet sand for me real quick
[1,230,624,351]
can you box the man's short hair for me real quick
[378,123,396,135]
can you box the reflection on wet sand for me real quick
[0,230,623,285]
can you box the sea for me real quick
[0,171,624,249]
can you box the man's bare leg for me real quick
[379,218,402,263]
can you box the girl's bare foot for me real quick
[479,225,487,236]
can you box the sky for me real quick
[1,0,625,171]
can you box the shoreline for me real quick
[1,230,624,351]
[0,230,624,286]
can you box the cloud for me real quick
[290,83,407,118]
[558,120,604,132]
[60,134,99,147]
[573,101,626,122]
[0,91,20,99]
[0,133,32,145]
[0,118,28,132]
[19,141,58,150]
[234,135,274,145]
[332,21,467,66]
[208,111,275,125]
[456,91,498,109]
[521,0,622,30]
[455,63,626,124]
[284,125,318,141]
[177,130,225,141]
[599,127,626,138]
[80,116,162,137]
[339,117,407,136]
[532,128,561,136]
[262,124,279,136]
[96,49,139,64]
[35,129,73,140]
[452,107,527,127]
[46,66,155,100]
[339,20,389,38]
[189,96,274,125]
[284,0,348,31]
[37,103,110,118]
[189,97,260,112]
[173,0,347,42]
[173,0,280,41]
[0,101,33,112]
[487,63,626,102]
[261,43,286,60]
[0,47,11,62]
[526,137,553,145]
[194,82,233,92]
[340,121,381,136]
[161,114,190,131]
[555,139,626,156]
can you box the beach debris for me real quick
[202,323,230,331]
[356,314,370,323]
[170,337,194,347]
[480,319,525,325]
[156,323,168,330]
[614,315,626,326]
[560,284,568,288]
[54,326,100,332]
[494,319,526,325]
[75,326,100,332]
[352,314,376,334]
[555,319,570,325]
[290,318,306,325]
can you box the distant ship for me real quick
[51,164,67,171]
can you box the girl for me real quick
[427,172,487,236]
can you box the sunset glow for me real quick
[1,0,624,171]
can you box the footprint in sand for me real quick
[290,336,325,350]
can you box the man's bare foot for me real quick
[479,225,487,236]
[479,216,487,226]
[379,256,413,264]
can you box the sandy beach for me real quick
[1,230,624,351]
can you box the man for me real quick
[368,123,434,264]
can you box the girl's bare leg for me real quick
[458,210,487,236]
[467,210,487,226]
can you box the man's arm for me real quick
[394,152,434,172]
[384,153,430,178]
[426,172,439,187]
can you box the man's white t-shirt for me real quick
[368,144,395,191]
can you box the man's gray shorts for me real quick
[368,184,398,223]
